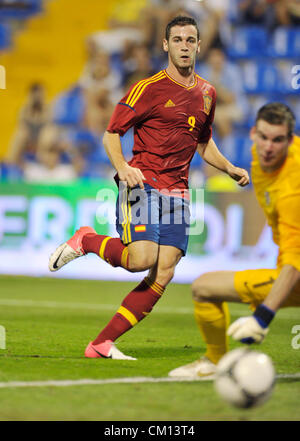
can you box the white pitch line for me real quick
[0,298,193,314]
[0,298,299,320]
[0,298,299,319]
[0,373,299,389]
[276,373,300,379]
[0,298,118,312]
[0,376,211,389]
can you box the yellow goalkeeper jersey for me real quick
[251,135,300,271]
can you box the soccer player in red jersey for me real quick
[49,16,249,360]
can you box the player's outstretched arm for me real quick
[197,138,250,187]
[103,131,146,189]
[262,264,300,311]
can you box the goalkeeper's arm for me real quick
[228,264,300,344]
[263,264,300,312]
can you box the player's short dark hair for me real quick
[165,16,200,41]
[256,102,296,137]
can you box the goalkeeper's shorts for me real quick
[234,268,300,310]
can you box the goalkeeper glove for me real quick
[227,304,275,344]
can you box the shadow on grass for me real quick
[276,377,300,383]
[0,345,201,360]
[0,353,84,360]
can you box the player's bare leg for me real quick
[169,271,241,378]
[147,244,183,287]
[126,240,159,272]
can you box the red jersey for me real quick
[107,69,216,192]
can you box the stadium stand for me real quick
[227,26,269,59]
[269,26,300,58]
[0,0,119,181]
[0,22,11,49]
[0,0,42,19]
[0,0,299,185]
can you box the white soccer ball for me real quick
[214,348,276,408]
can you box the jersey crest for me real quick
[203,94,212,115]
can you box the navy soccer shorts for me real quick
[116,183,190,255]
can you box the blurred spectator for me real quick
[199,48,248,138]
[86,0,146,55]
[139,0,188,56]
[275,0,300,26]
[86,28,142,58]
[52,84,85,127]
[179,0,231,59]
[234,0,298,30]
[87,1,229,72]
[122,42,156,90]
[51,45,119,180]
[237,0,274,24]
[23,124,77,182]
[82,86,114,136]
[7,82,51,166]
[78,47,122,104]
[77,48,117,172]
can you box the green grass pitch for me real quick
[0,275,299,421]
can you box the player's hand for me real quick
[227,316,269,344]
[227,165,250,187]
[117,163,146,189]
[227,304,275,344]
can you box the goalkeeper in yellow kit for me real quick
[169,102,300,378]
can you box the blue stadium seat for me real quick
[225,0,240,24]
[241,61,280,94]
[226,26,269,59]
[110,53,125,80]
[268,27,300,58]
[0,0,42,19]
[243,95,271,128]
[66,128,110,178]
[0,162,23,181]
[70,128,101,157]
[0,23,11,50]
[290,99,300,132]
[53,86,85,126]
[190,151,203,169]
[72,128,111,164]
[276,61,300,95]
[220,133,253,170]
